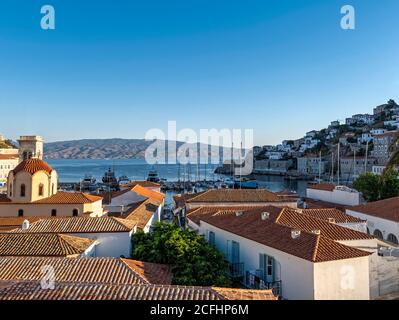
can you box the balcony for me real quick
[245,271,282,297]
[228,262,244,278]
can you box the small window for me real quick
[51,209,57,217]
[208,231,216,246]
[373,229,383,240]
[18,209,24,217]
[38,184,44,196]
[72,209,78,217]
[20,184,26,197]
[387,234,398,245]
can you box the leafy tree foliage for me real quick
[131,222,232,287]
[354,167,399,201]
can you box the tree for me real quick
[131,222,232,287]
[354,168,399,201]
[353,172,380,202]
[380,167,399,199]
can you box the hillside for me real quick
[43,138,230,160]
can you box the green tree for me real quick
[353,172,380,202]
[354,168,399,201]
[380,167,399,199]
[131,222,232,287]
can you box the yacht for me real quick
[147,170,160,183]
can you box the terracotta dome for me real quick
[12,158,53,175]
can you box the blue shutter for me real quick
[232,241,240,263]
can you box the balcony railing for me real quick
[245,271,282,297]
[228,262,244,278]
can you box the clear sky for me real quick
[0,0,398,146]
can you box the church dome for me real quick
[12,158,53,176]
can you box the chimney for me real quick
[21,219,30,231]
[311,229,321,235]
[235,211,243,217]
[261,212,270,220]
[328,218,336,224]
[291,230,301,239]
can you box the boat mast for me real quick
[365,140,369,173]
[337,143,340,185]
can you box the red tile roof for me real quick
[132,185,165,202]
[0,257,147,285]
[122,259,173,285]
[195,207,372,262]
[187,189,290,203]
[0,281,277,300]
[11,216,136,233]
[124,198,160,229]
[12,159,53,175]
[349,197,399,222]
[0,233,94,257]
[307,183,336,192]
[299,208,364,223]
[33,192,103,204]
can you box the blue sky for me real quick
[0,0,398,146]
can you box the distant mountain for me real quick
[44,138,234,160]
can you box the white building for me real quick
[346,197,399,244]
[306,184,361,206]
[0,149,19,184]
[188,206,372,300]
[370,129,386,136]
[372,165,386,176]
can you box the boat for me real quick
[233,176,258,189]
[118,175,130,186]
[102,168,119,190]
[147,170,160,183]
[80,175,97,192]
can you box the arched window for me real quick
[373,229,383,240]
[9,183,12,197]
[51,209,57,217]
[72,209,79,217]
[18,209,24,217]
[20,184,26,197]
[38,184,44,196]
[387,234,398,245]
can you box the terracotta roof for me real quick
[121,181,161,188]
[33,192,103,204]
[0,281,277,300]
[198,207,371,262]
[349,197,399,222]
[122,259,173,285]
[187,205,268,225]
[173,192,206,207]
[187,189,290,203]
[0,257,147,285]
[307,183,336,192]
[11,216,136,234]
[12,159,53,176]
[299,208,364,223]
[0,233,94,257]
[0,217,49,231]
[303,198,347,211]
[124,198,160,229]
[276,208,373,241]
[212,287,278,300]
[132,185,165,202]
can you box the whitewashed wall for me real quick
[307,189,360,206]
[72,232,132,257]
[346,209,399,242]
